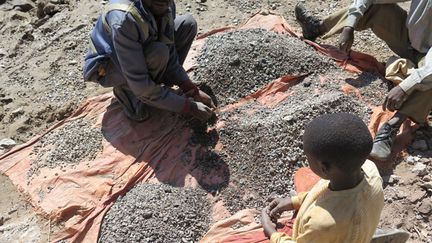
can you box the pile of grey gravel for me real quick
[27,119,103,180]
[194,28,336,105]
[99,183,211,243]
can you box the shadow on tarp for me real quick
[100,99,230,191]
[345,72,391,89]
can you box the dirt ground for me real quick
[0,174,58,242]
[0,0,431,242]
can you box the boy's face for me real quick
[142,0,170,16]
[305,152,330,180]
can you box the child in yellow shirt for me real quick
[261,113,384,243]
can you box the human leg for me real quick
[111,42,170,121]
[296,3,415,60]
[174,13,197,65]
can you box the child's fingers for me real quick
[269,199,278,207]
[269,206,281,217]
[382,97,388,111]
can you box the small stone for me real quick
[303,81,312,87]
[50,0,68,4]
[406,156,418,165]
[0,48,7,57]
[143,211,152,219]
[408,190,426,203]
[242,193,256,202]
[10,11,28,21]
[68,60,78,65]
[383,174,400,184]
[21,32,35,42]
[421,181,432,190]
[0,138,17,149]
[418,202,432,215]
[282,115,294,122]
[228,55,241,66]
[269,168,276,176]
[44,3,60,16]
[412,162,427,176]
[261,9,270,16]
[419,157,431,164]
[13,2,35,12]
[11,107,24,118]
[423,175,432,182]
[394,191,407,200]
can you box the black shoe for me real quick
[371,229,410,243]
[370,123,400,161]
[294,3,322,41]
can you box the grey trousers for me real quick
[110,14,197,121]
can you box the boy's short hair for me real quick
[303,113,373,172]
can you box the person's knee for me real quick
[182,14,198,38]
[369,3,405,18]
[144,42,169,71]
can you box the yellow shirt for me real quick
[271,160,384,243]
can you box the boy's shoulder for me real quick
[362,160,381,178]
[362,160,384,192]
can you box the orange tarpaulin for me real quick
[0,12,415,243]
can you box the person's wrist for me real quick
[180,80,199,96]
[182,99,193,114]
[263,223,277,237]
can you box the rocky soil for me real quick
[0,174,55,243]
[377,128,432,241]
[0,0,431,242]
[0,0,104,145]
[99,183,211,243]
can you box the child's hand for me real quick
[261,207,277,238]
[268,197,294,219]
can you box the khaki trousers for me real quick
[321,4,432,123]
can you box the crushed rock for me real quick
[27,119,103,180]
[223,0,282,12]
[194,28,336,105]
[342,71,390,106]
[99,183,211,243]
